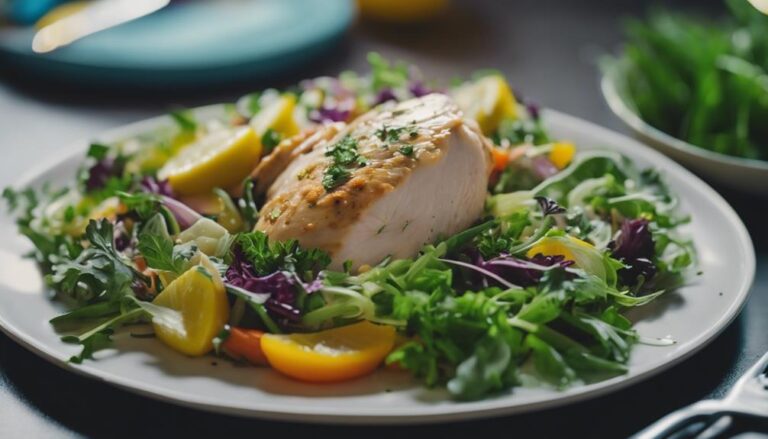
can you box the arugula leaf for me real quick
[60,300,148,364]
[525,334,576,388]
[447,326,521,400]
[50,219,138,304]
[137,214,194,274]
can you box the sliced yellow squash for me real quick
[152,255,229,356]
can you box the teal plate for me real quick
[0,0,354,88]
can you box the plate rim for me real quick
[0,105,756,425]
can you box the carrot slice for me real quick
[491,147,510,171]
[222,327,268,365]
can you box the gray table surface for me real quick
[0,1,766,437]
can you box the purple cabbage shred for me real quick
[309,106,351,123]
[532,156,559,180]
[409,80,431,97]
[225,248,322,323]
[85,157,123,192]
[525,101,541,121]
[374,88,398,105]
[478,253,573,287]
[140,177,175,198]
[608,219,657,285]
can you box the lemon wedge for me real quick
[261,321,396,382]
[250,94,300,139]
[152,255,229,356]
[158,127,262,196]
[452,74,518,135]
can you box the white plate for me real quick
[0,106,755,424]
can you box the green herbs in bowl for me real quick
[601,0,768,193]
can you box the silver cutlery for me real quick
[633,351,768,438]
[32,0,170,53]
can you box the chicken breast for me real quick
[256,93,493,269]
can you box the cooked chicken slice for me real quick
[256,93,493,269]
[247,123,345,196]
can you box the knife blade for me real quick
[32,0,171,54]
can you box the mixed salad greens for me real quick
[4,54,695,400]
[606,0,768,161]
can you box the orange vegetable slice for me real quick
[222,327,268,366]
[549,141,576,170]
[261,321,396,383]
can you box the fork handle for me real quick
[632,401,723,439]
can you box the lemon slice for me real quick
[250,94,300,139]
[158,126,262,195]
[452,74,518,135]
[261,321,396,382]
[152,255,229,356]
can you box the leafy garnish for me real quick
[137,214,193,274]
[322,135,366,190]
[236,231,330,278]
[50,219,140,304]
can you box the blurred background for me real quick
[1,0,767,438]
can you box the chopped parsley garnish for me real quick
[323,135,366,190]
[375,125,416,144]
[375,125,418,157]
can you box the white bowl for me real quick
[601,61,768,194]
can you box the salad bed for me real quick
[4,55,695,400]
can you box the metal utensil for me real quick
[633,351,768,438]
[32,0,170,53]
